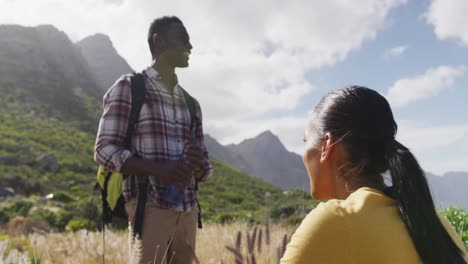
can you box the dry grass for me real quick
[0,223,296,264]
[0,240,31,264]
[198,222,294,264]
[29,229,129,264]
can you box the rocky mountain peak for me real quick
[76,33,133,91]
[76,33,113,50]
[237,130,287,155]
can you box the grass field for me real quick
[1,206,467,263]
[0,222,295,264]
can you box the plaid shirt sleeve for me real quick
[94,76,134,172]
[194,99,213,182]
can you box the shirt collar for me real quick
[144,66,179,83]
[143,66,181,95]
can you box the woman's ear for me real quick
[320,132,335,163]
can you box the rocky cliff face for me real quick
[204,134,253,173]
[204,131,309,191]
[0,24,102,129]
[76,33,133,92]
[0,25,100,95]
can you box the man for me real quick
[94,16,212,264]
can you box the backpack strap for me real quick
[128,73,146,198]
[180,88,198,135]
[180,88,203,229]
[127,73,149,239]
[126,73,146,148]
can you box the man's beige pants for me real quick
[126,199,197,264]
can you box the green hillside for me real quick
[199,159,284,223]
[0,25,103,132]
[0,91,98,195]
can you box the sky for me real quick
[1,0,467,175]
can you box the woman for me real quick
[281,86,467,264]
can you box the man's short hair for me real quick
[148,16,183,57]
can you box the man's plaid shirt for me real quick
[94,67,213,212]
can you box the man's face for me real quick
[160,23,192,68]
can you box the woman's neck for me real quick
[343,174,387,198]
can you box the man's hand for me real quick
[120,151,202,189]
[158,160,193,188]
[182,140,204,173]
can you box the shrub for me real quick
[49,191,75,203]
[218,191,244,204]
[270,203,296,220]
[65,218,89,232]
[0,199,34,225]
[441,207,467,250]
[54,209,74,231]
[215,212,237,224]
[30,208,59,229]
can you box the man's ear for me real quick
[152,33,166,52]
[320,132,335,163]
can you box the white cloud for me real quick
[386,65,466,107]
[384,45,408,58]
[420,157,468,176]
[425,0,468,46]
[397,121,468,174]
[397,121,468,151]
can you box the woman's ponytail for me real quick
[387,140,465,264]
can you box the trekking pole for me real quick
[102,224,106,264]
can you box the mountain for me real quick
[205,131,310,191]
[76,33,133,92]
[427,171,468,209]
[0,25,99,95]
[228,131,309,190]
[204,134,253,173]
[0,24,102,131]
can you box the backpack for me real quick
[95,73,146,226]
[95,73,203,237]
